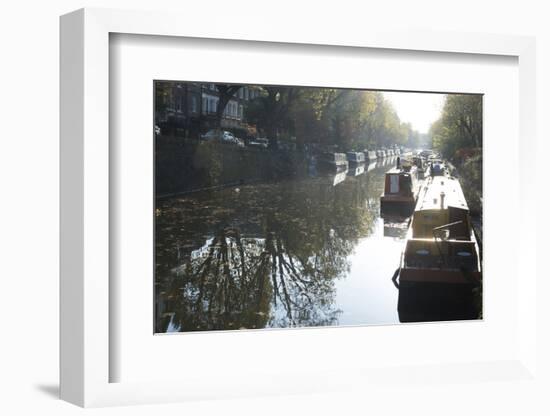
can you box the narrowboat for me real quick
[396,175,482,322]
[346,152,366,165]
[365,150,378,161]
[380,161,420,217]
[317,152,349,172]
[427,159,447,177]
[412,156,428,179]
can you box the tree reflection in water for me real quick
[155,169,384,333]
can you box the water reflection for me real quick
[383,216,410,239]
[155,162,404,332]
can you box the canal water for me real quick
[155,156,408,333]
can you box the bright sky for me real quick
[382,92,446,134]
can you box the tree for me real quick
[245,86,298,147]
[430,94,482,159]
[213,84,243,131]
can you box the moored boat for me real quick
[427,159,447,177]
[396,175,482,322]
[346,151,366,165]
[412,156,428,179]
[365,150,377,161]
[317,152,349,172]
[380,161,421,217]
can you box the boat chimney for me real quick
[440,192,446,209]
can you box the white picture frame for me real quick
[60,7,537,407]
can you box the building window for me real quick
[229,101,237,118]
[239,105,243,119]
[191,96,198,113]
[202,94,218,114]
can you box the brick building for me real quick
[155,81,260,138]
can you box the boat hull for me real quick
[346,152,366,165]
[380,195,416,217]
[397,280,480,322]
[399,267,481,285]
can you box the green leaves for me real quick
[430,95,483,159]
[246,86,417,151]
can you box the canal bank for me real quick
[155,135,309,197]
[446,157,483,251]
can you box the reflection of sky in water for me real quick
[155,158,407,332]
[334,218,401,326]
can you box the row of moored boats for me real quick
[380,151,482,322]
[317,148,404,172]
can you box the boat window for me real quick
[415,249,430,256]
[401,175,412,195]
[390,175,399,193]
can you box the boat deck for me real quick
[416,175,468,211]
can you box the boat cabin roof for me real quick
[386,164,416,175]
[416,176,469,211]
[386,167,401,174]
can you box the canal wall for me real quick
[155,136,309,197]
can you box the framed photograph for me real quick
[152,81,483,332]
[60,8,537,407]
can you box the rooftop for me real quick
[416,176,468,211]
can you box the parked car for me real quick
[248,137,269,149]
[200,130,237,144]
[154,125,161,136]
[200,129,220,141]
[221,132,246,146]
